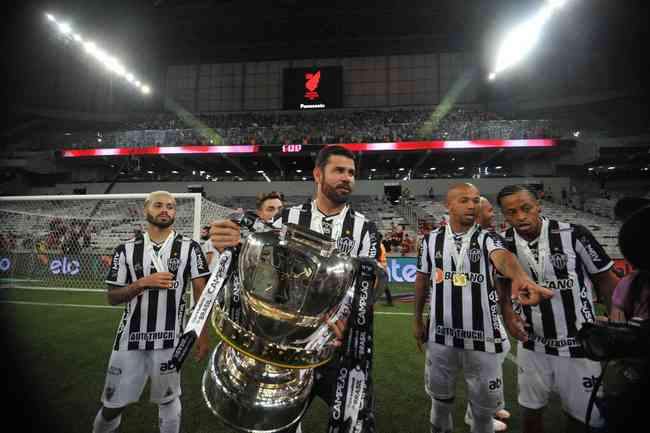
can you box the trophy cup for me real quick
[197,220,384,433]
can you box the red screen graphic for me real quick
[61,139,557,158]
[283,67,343,110]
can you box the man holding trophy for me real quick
[206,145,382,433]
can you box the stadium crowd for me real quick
[56,107,561,149]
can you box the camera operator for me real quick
[577,197,650,432]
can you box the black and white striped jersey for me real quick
[502,218,613,358]
[105,232,211,351]
[273,200,379,259]
[417,225,510,353]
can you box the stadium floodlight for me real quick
[398,168,405,171]
[172,170,179,174]
[608,166,616,170]
[44,12,153,95]
[489,1,569,79]
[225,170,232,174]
[495,166,503,169]
[371,168,377,172]
[458,166,465,170]
[296,169,302,173]
[57,21,72,35]
[429,167,436,170]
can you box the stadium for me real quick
[1,1,648,432]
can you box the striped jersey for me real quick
[105,232,211,351]
[502,218,613,358]
[417,225,510,353]
[272,200,379,259]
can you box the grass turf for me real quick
[1,284,575,433]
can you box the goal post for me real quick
[0,193,233,294]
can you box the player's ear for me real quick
[313,166,321,184]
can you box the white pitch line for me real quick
[0,300,121,309]
[0,285,104,293]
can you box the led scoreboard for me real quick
[283,66,343,110]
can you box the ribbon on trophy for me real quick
[171,249,235,370]
[327,260,376,433]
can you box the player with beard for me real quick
[496,185,620,433]
[211,146,380,433]
[92,191,211,433]
[414,183,553,433]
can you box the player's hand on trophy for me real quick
[326,317,348,348]
[210,219,241,251]
[503,311,529,342]
[194,333,210,362]
[510,277,554,305]
[413,317,426,352]
[140,272,174,289]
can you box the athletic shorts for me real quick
[425,342,504,413]
[517,347,603,427]
[100,348,180,408]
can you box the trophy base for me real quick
[202,341,313,433]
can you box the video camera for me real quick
[575,199,650,432]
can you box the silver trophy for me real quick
[196,221,384,433]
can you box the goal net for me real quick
[0,193,233,291]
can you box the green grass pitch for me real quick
[1,283,574,433]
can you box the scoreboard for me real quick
[283,66,343,110]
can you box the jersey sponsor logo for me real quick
[435,326,485,341]
[488,378,502,390]
[443,271,485,283]
[129,330,175,342]
[546,279,574,290]
[582,375,599,389]
[167,257,180,272]
[337,237,355,256]
[434,325,501,343]
[488,291,501,332]
[469,248,481,263]
[367,232,377,259]
[111,251,120,270]
[159,360,177,374]
[583,242,601,263]
[529,333,581,348]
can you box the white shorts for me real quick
[100,348,180,408]
[425,342,505,413]
[517,347,603,427]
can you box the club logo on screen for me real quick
[304,70,321,101]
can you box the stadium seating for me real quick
[33,107,564,151]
